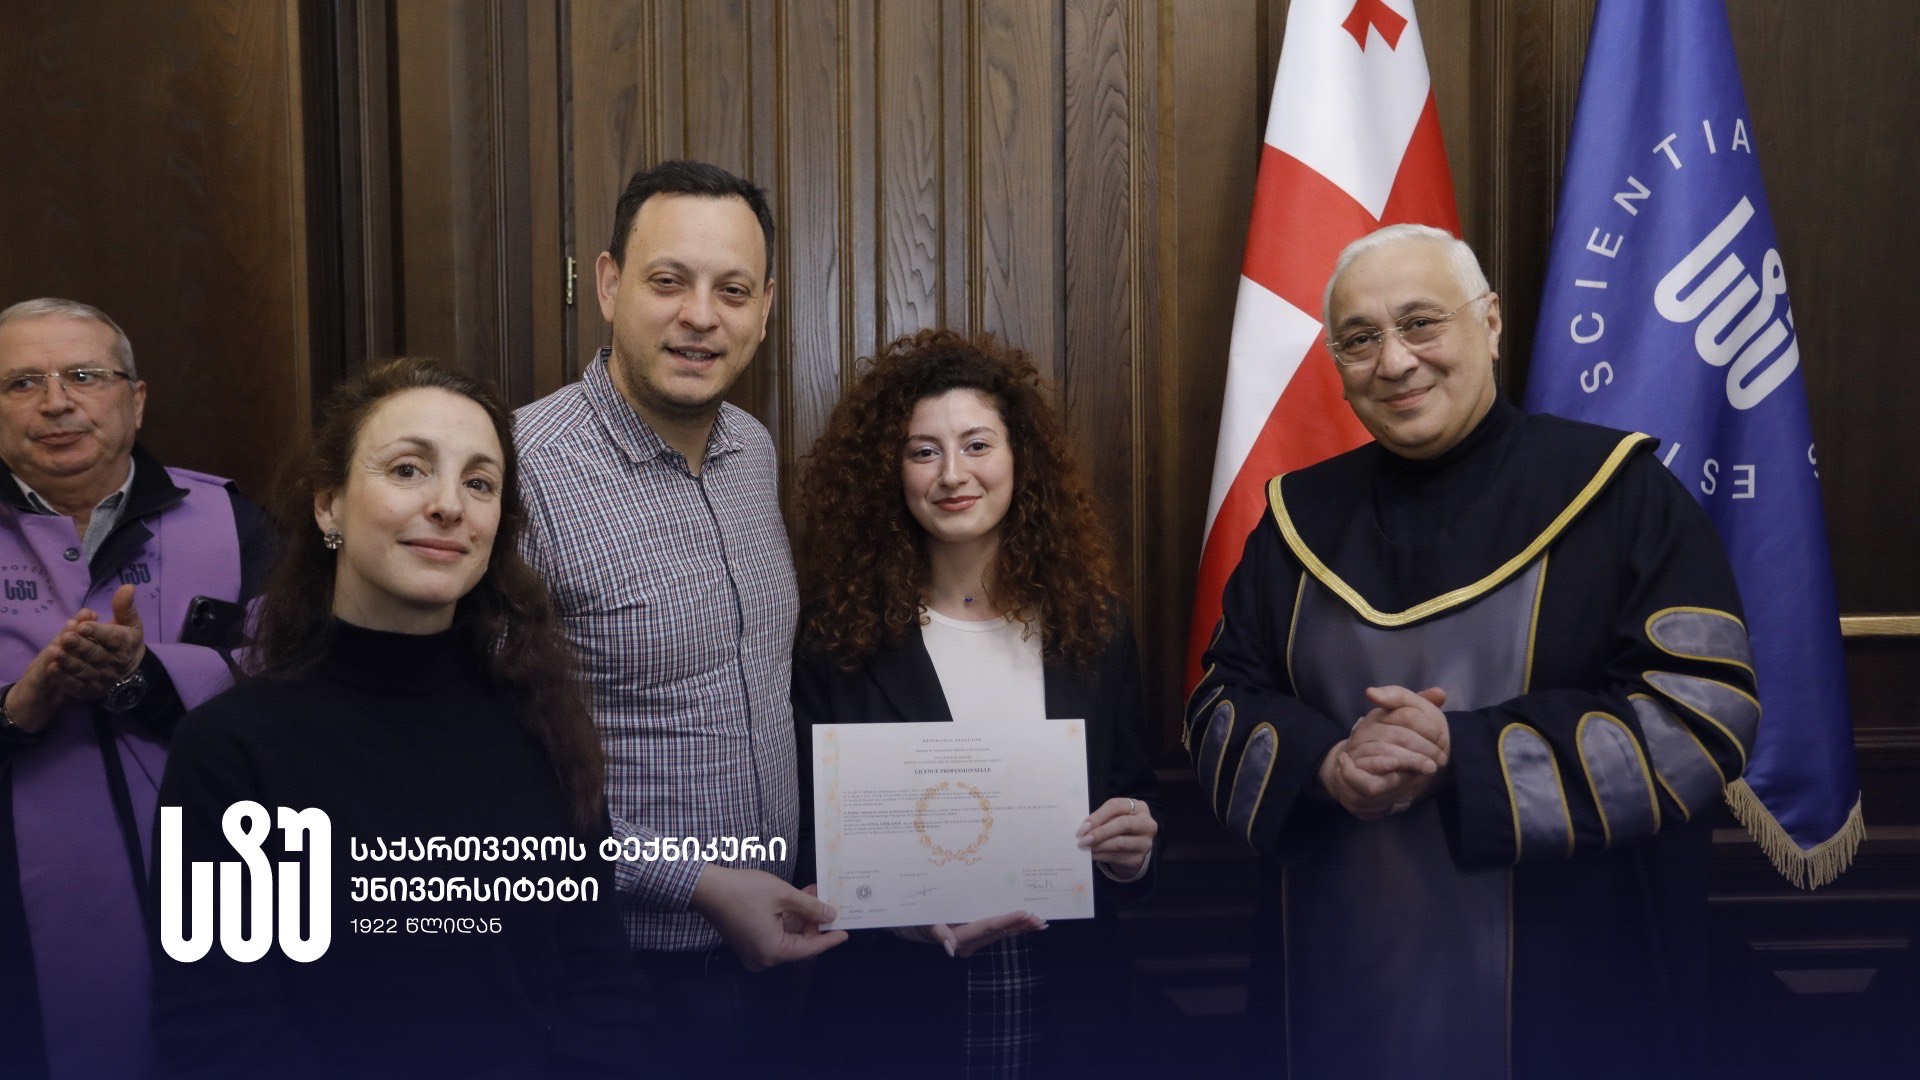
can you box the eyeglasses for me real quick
[1325,293,1492,367]
[1,368,137,400]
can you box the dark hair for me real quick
[249,358,604,831]
[795,329,1118,670]
[606,159,776,278]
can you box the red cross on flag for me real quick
[1187,0,1461,689]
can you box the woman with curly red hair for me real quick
[792,328,1159,1078]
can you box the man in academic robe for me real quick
[1188,225,1756,1079]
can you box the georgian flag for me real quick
[1187,0,1460,687]
[1526,0,1860,887]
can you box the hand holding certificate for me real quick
[812,720,1096,930]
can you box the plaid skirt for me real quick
[963,935,1043,1078]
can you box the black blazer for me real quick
[790,610,1161,1075]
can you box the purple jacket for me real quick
[1,444,270,1080]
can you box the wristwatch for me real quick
[100,668,149,714]
[0,687,39,743]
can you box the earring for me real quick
[322,528,344,552]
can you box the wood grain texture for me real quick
[0,0,309,497]
[1417,0,1477,244]
[526,0,566,397]
[1165,0,1263,751]
[775,0,848,478]
[844,0,879,377]
[876,0,946,341]
[680,0,754,168]
[1470,0,1559,400]
[1063,0,1138,604]
[1119,0,1165,744]
[973,0,1061,379]
[489,0,537,403]
[940,0,976,337]
[341,0,399,370]
[391,0,466,368]
[310,1,553,405]
[565,0,654,359]
[1726,0,1920,617]
[1136,0,1187,757]
[1842,616,1920,640]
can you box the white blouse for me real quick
[920,608,1046,724]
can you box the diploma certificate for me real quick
[812,720,1095,930]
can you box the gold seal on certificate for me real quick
[813,720,1095,930]
[912,781,992,867]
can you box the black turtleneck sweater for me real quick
[152,620,644,1079]
[1368,395,1522,544]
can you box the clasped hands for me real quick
[5,584,146,734]
[897,796,1157,958]
[1318,685,1450,822]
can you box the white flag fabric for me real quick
[1188,0,1461,688]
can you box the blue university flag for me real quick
[1526,0,1860,887]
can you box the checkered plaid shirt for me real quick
[515,351,800,952]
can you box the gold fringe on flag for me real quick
[1724,779,1863,890]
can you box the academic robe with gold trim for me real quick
[1188,399,1756,1080]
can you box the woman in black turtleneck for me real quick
[152,359,643,1079]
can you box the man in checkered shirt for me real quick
[515,161,845,1065]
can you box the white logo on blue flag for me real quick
[1654,197,1799,411]
[1526,0,1859,887]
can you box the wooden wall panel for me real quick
[559,0,777,388]
[777,0,851,471]
[681,0,754,167]
[841,0,880,380]
[328,0,398,377]
[551,0,1185,730]
[1062,0,1135,562]
[1718,0,1920,874]
[0,0,310,497]
[973,2,1062,381]
[565,0,650,367]
[938,0,978,339]
[1466,0,1593,400]
[1727,0,1920,617]
[1162,0,1263,750]
[876,0,949,342]
[386,0,541,400]
[1063,0,1152,676]
[525,2,566,396]
[561,0,1075,494]
[390,3,468,368]
[1417,0,1479,248]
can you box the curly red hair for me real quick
[795,328,1118,669]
